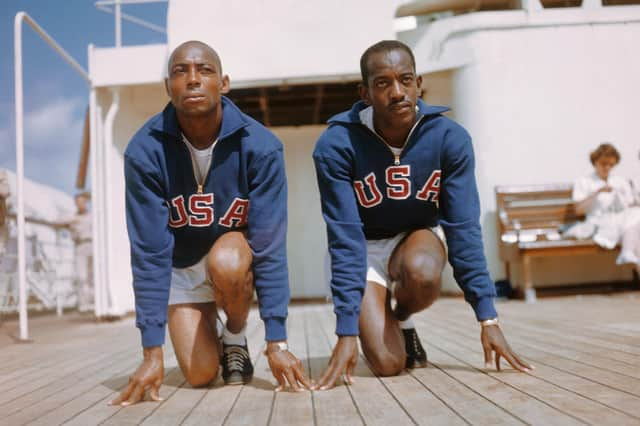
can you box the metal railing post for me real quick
[115,0,122,47]
[13,11,91,340]
[14,12,28,341]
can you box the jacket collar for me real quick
[150,96,249,141]
[327,99,450,125]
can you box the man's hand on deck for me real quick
[481,325,533,373]
[265,341,312,392]
[313,335,358,391]
[111,346,164,406]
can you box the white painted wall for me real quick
[273,126,328,298]
[91,44,167,88]
[94,85,168,313]
[404,8,640,290]
[166,0,406,85]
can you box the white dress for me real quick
[568,173,640,261]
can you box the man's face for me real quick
[165,44,229,117]
[75,195,88,213]
[360,49,422,129]
[594,155,617,180]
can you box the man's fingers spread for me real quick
[483,346,493,369]
[319,369,340,391]
[345,361,356,385]
[294,366,313,389]
[502,351,527,373]
[513,353,533,371]
[274,372,287,392]
[316,364,335,389]
[344,373,354,385]
[149,386,163,402]
[285,369,301,392]
[122,384,145,406]
[110,383,134,406]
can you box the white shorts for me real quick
[168,256,215,305]
[366,227,446,289]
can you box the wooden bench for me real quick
[495,183,623,302]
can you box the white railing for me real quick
[14,12,91,341]
[1,216,76,316]
[94,0,167,47]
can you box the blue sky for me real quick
[0,0,167,195]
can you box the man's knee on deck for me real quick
[365,348,406,377]
[182,361,219,387]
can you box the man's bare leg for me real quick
[389,229,445,321]
[207,231,254,333]
[358,229,445,375]
[389,229,445,368]
[358,282,406,376]
[168,302,220,387]
[206,231,254,384]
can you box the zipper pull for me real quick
[394,155,400,166]
[197,184,203,194]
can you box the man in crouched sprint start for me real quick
[113,40,310,406]
[312,40,532,389]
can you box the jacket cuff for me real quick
[472,296,498,321]
[264,316,287,341]
[336,311,359,336]
[140,323,166,348]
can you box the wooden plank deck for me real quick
[0,292,639,425]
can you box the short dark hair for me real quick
[590,143,620,165]
[360,40,416,85]
[167,40,222,76]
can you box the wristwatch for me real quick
[264,341,289,355]
[480,317,499,327]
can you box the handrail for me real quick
[96,5,167,35]
[6,213,71,230]
[94,0,167,45]
[14,11,90,341]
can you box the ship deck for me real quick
[1,293,639,425]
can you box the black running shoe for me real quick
[403,328,428,369]
[222,341,254,385]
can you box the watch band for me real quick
[264,341,289,355]
[480,317,499,327]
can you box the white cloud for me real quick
[0,96,86,195]
[25,97,85,152]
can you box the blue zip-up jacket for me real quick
[313,99,497,336]
[124,96,289,347]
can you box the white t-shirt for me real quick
[182,134,217,184]
[572,172,636,218]
[358,105,421,154]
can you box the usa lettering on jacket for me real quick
[167,194,249,228]
[354,166,441,208]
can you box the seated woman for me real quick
[568,143,640,270]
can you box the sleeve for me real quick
[246,149,290,342]
[124,154,174,348]
[616,178,635,208]
[313,150,366,336]
[572,176,589,202]
[439,127,497,321]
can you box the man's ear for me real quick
[416,75,423,98]
[358,83,371,105]
[164,78,171,98]
[220,75,231,95]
